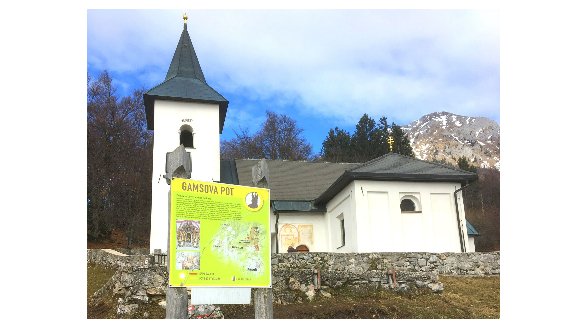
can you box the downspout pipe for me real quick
[454,182,471,252]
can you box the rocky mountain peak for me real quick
[403,111,500,169]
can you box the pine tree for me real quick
[350,114,379,162]
[375,116,392,155]
[321,127,352,162]
[389,122,414,157]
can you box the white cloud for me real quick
[88,9,500,144]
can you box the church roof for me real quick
[219,153,477,205]
[315,153,477,204]
[144,22,228,132]
[221,159,358,201]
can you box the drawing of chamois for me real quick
[248,192,259,209]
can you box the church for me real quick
[144,17,479,256]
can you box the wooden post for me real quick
[252,159,273,319]
[164,145,191,319]
[166,286,189,319]
[254,287,273,319]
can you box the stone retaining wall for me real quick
[88,249,500,309]
[271,252,499,304]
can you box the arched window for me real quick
[400,194,422,213]
[400,199,416,212]
[179,125,194,148]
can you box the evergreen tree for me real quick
[375,116,392,155]
[320,114,415,162]
[457,156,477,172]
[350,114,379,162]
[320,127,352,162]
[389,122,414,157]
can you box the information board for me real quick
[169,178,271,288]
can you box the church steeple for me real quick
[143,16,229,132]
[165,17,207,82]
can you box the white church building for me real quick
[144,19,479,255]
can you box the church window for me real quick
[337,213,345,249]
[179,124,194,148]
[400,193,422,213]
[400,199,416,211]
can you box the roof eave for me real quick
[314,171,477,205]
[143,93,228,133]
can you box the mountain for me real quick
[403,111,500,170]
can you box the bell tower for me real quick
[144,14,229,253]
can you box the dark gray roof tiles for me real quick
[144,23,228,132]
[351,152,476,177]
[315,153,477,204]
[220,153,477,205]
[146,76,227,103]
[165,23,206,82]
[231,159,358,201]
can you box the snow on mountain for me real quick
[403,111,500,170]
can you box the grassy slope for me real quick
[87,262,499,319]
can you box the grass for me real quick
[87,262,499,319]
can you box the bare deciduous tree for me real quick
[221,111,312,160]
[87,70,153,247]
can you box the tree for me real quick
[374,116,392,156]
[87,70,153,246]
[457,156,477,173]
[389,122,414,157]
[220,128,264,160]
[221,111,312,160]
[462,168,500,251]
[320,114,414,162]
[350,114,379,162]
[320,127,352,162]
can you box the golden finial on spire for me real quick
[183,13,188,23]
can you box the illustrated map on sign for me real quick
[209,221,266,276]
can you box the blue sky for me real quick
[87,9,499,156]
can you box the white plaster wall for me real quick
[352,180,466,253]
[325,184,357,252]
[275,212,329,252]
[468,237,476,252]
[149,99,220,253]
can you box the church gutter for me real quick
[453,182,472,252]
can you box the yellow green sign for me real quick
[169,178,271,288]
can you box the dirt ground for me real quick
[218,275,500,319]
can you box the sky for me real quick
[87,9,500,156]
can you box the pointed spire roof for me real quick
[144,19,228,132]
[165,22,207,82]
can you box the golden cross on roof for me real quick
[388,136,394,152]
